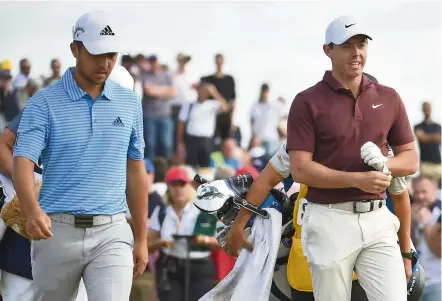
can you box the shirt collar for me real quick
[62,67,114,101]
[322,70,374,93]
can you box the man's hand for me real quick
[361,142,388,172]
[26,208,53,240]
[403,257,412,281]
[132,238,148,279]
[354,171,392,194]
[417,207,432,225]
[224,222,253,258]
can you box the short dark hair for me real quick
[73,40,84,49]
[215,53,223,59]
[328,43,334,49]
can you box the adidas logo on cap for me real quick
[100,25,115,36]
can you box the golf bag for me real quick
[193,173,294,301]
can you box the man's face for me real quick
[21,59,31,76]
[413,178,437,207]
[325,35,368,78]
[51,60,61,77]
[71,42,118,85]
[215,55,224,68]
[422,102,431,118]
[222,138,236,158]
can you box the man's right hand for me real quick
[26,208,53,240]
[224,220,253,258]
[354,171,392,194]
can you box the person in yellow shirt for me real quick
[225,142,413,301]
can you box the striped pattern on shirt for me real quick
[13,67,145,215]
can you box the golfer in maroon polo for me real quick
[287,15,418,301]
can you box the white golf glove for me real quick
[360,142,388,172]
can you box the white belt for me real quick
[318,199,386,213]
[50,213,126,228]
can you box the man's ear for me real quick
[323,44,332,58]
[70,42,79,59]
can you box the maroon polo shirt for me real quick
[287,71,414,204]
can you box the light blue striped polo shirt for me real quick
[13,67,145,215]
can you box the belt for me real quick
[318,199,386,214]
[49,213,126,228]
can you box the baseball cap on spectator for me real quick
[325,15,372,45]
[72,11,127,55]
[108,65,134,90]
[147,55,158,62]
[0,69,12,79]
[177,52,191,63]
[0,59,13,71]
[165,166,191,184]
[235,165,259,180]
[144,159,155,173]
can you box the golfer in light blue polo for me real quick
[12,11,149,301]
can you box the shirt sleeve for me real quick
[269,143,291,178]
[387,90,415,147]
[286,94,316,153]
[6,110,24,134]
[13,93,49,164]
[178,102,190,122]
[149,206,161,232]
[127,97,145,160]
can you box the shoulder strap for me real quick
[186,102,195,122]
[158,205,166,227]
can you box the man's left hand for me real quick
[361,142,388,171]
[403,257,412,281]
[132,238,148,279]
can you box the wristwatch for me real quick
[401,251,413,260]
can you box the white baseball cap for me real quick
[72,11,127,55]
[325,15,372,45]
[108,65,134,90]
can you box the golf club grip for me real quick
[194,174,209,185]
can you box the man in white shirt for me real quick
[176,82,228,168]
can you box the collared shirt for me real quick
[13,67,144,215]
[286,71,414,204]
[149,202,217,259]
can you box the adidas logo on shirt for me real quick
[100,25,115,36]
[112,117,124,127]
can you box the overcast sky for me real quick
[1,0,440,144]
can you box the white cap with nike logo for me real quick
[325,15,372,45]
[72,11,127,55]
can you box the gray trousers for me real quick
[30,216,134,301]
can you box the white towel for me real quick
[200,208,282,301]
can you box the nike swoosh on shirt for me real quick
[372,104,383,109]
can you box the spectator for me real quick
[209,137,241,171]
[172,53,199,152]
[12,58,30,89]
[142,55,177,159]
[176,82,228,168]
[121,54,134,72]
[25,78,40,98]
[160,64,169,72]
[414,101,441,185]
[152,156,170,198]
[43,59,62,87]
[250,83,286,156]
[201,54,238,147]
[0,59,13,72]
[410,176,441,301]
[135,53,150,73]
[248,135,270,172]
[148,166,220,301]
[12,58,31,109]
[0,69,20,130]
